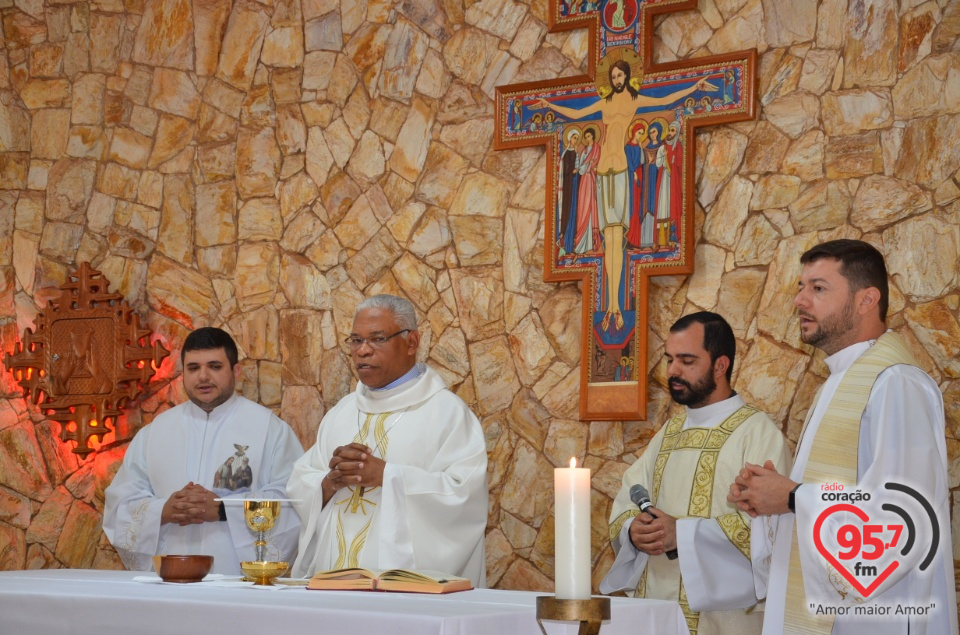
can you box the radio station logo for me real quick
[814,482,939,598]
[804,481,941,616]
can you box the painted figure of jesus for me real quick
[534,60,707,332]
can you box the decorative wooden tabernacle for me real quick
[495,0,757,420]
[4,263,170,456]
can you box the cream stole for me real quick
[783,333,917,635]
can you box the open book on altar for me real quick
[306,568,473,594]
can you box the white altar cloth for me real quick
[0,569,690,635]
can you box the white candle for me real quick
[554,457,592,600]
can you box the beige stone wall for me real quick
[0,0,958,597]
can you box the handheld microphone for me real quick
[629,484,654,513]
[628,484,678,560]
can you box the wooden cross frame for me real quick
[495,0,757,420]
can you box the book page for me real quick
[312,568,380,581]
[380,569,467,583]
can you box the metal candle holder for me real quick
[535,596,611,635]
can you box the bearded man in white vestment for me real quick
[288,295,488,584]
[600,312,791,635]
[104,327,304,575]
[729,239,958,635]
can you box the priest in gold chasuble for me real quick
[601,312,791,635]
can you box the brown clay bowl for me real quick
[156,554,214,583]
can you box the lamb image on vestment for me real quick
[212,444,253,492]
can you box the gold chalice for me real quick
[241,499,287,585]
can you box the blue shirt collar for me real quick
[369,363,424,392]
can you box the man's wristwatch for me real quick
[787,483,802,513]
[218,501,227,521]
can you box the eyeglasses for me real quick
[344,329,410,349]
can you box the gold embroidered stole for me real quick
[634,404,759,635]
[334,412,391,569]
[784,333,917,635]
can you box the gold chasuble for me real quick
[784,333,918,635]
[607,400,790,635]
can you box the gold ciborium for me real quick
[240,560,289,586]
[240,499,287,585]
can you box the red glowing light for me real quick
[4,262,171,456]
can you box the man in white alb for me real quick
[104,327,304,574]
[728,239,958,635]
[601,312,791,635]
[288,295,488,585]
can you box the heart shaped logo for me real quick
[812,503,899,597]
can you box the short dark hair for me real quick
[669,312,736,382]
[800,239,889,321]
[181,327,239,367]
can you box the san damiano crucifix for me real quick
[495,0,757,420]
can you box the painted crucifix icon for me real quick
[495,0,756,420]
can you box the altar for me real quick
[0,570,690,635]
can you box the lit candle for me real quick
[554,457,591,600]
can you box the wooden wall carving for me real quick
[4,263,170,456]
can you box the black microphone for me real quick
[629,484,678,560]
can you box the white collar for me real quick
[684,393,746,428]
[355,364,446,414]
[824,339,876,376]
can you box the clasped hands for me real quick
[727,460,796,517]
[323,443,385,498]
[161,482,219,526]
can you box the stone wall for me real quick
[1,0,958,598]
